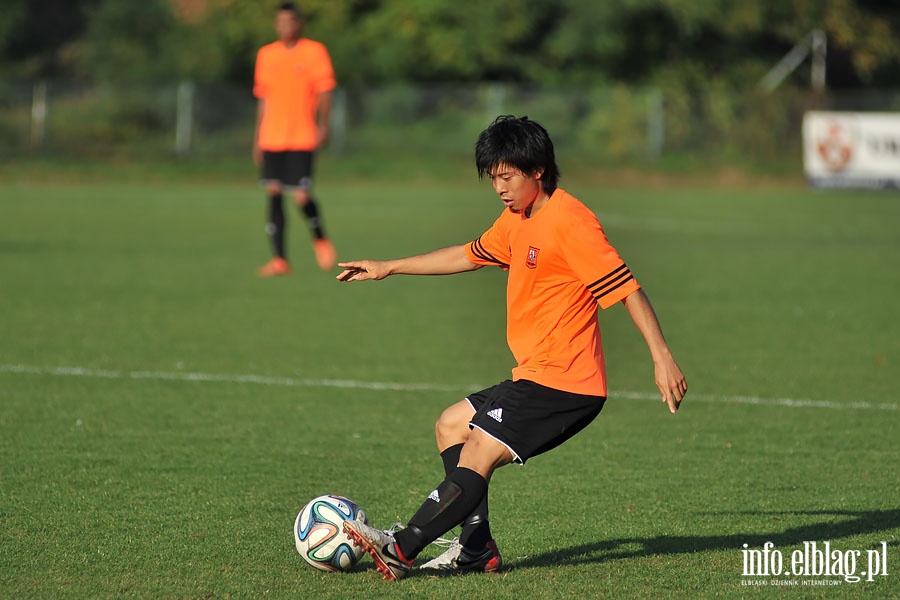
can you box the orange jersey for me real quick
[465,189,640,396]
[254,38,336,151]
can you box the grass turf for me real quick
[1,176,898,599]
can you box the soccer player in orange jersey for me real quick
[253,2,336,276]
[336,115,688,580]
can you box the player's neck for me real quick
[524,192,551,218]
[280,36,300,48]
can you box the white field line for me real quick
[1,363,896,412]
[610,390,897,411]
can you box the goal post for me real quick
[760,29,827,93]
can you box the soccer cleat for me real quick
[343,520,413,581]
[418,537,502,573]
[257,257,290,277]
[312,238,337,270]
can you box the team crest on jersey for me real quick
[526,246,540,269]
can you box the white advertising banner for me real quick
[802,111,900,189]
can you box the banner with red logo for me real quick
[802,111,900,189]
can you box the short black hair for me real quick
[475,115,560,194]
[277,2,301,18]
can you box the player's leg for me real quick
[344,430,511,581]
[346,381,604,581]
[424,397,499,572]
[258,152,290,277]
[287,151,335,270]
[291,184,319,235]
[267,180,287,258]
[419,380,604,574]
[395,432,510,558]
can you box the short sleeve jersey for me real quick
[464,189,640,396]
[253,38,336,151]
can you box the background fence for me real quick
[2,81,899,171]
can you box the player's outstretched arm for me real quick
[336,244,480,282]
[622,289,687,413]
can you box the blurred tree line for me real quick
[1,0,898,89]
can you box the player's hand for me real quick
[336,260,390,282]
[655,357,687,413]
[252,144,262,167]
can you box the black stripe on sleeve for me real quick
[592,273,634,301]
[470,238,509,268]
[587,264,627,292]
[588,264,634,300]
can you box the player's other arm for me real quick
[316,91,332,147]
[253,98,265,165]
[336,244,480,282]
[622,288,688,413]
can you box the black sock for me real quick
[440,444,492,552]
[300,198,325,240]
[440,444,463,476]
[460,506,492,552]
[394,467,488,561]
[267,193,285,258]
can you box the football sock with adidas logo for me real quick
[394,467,488,560]
[440,444,493,552]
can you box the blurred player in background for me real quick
[336,115,688,580]
[253,2,336,276]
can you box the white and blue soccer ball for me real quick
[294,494,368,572]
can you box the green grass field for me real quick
[1,173,898,599]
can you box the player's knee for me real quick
[266,182,282,196]
[435,409,465,446]
[293,189,310,206]
[434,414,453,445]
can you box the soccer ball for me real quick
[294,495,368,572]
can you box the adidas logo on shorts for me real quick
[487,408,503,423]
[428,489,440,503]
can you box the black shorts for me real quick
[260,151,314,190]
[466,379,606,464]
